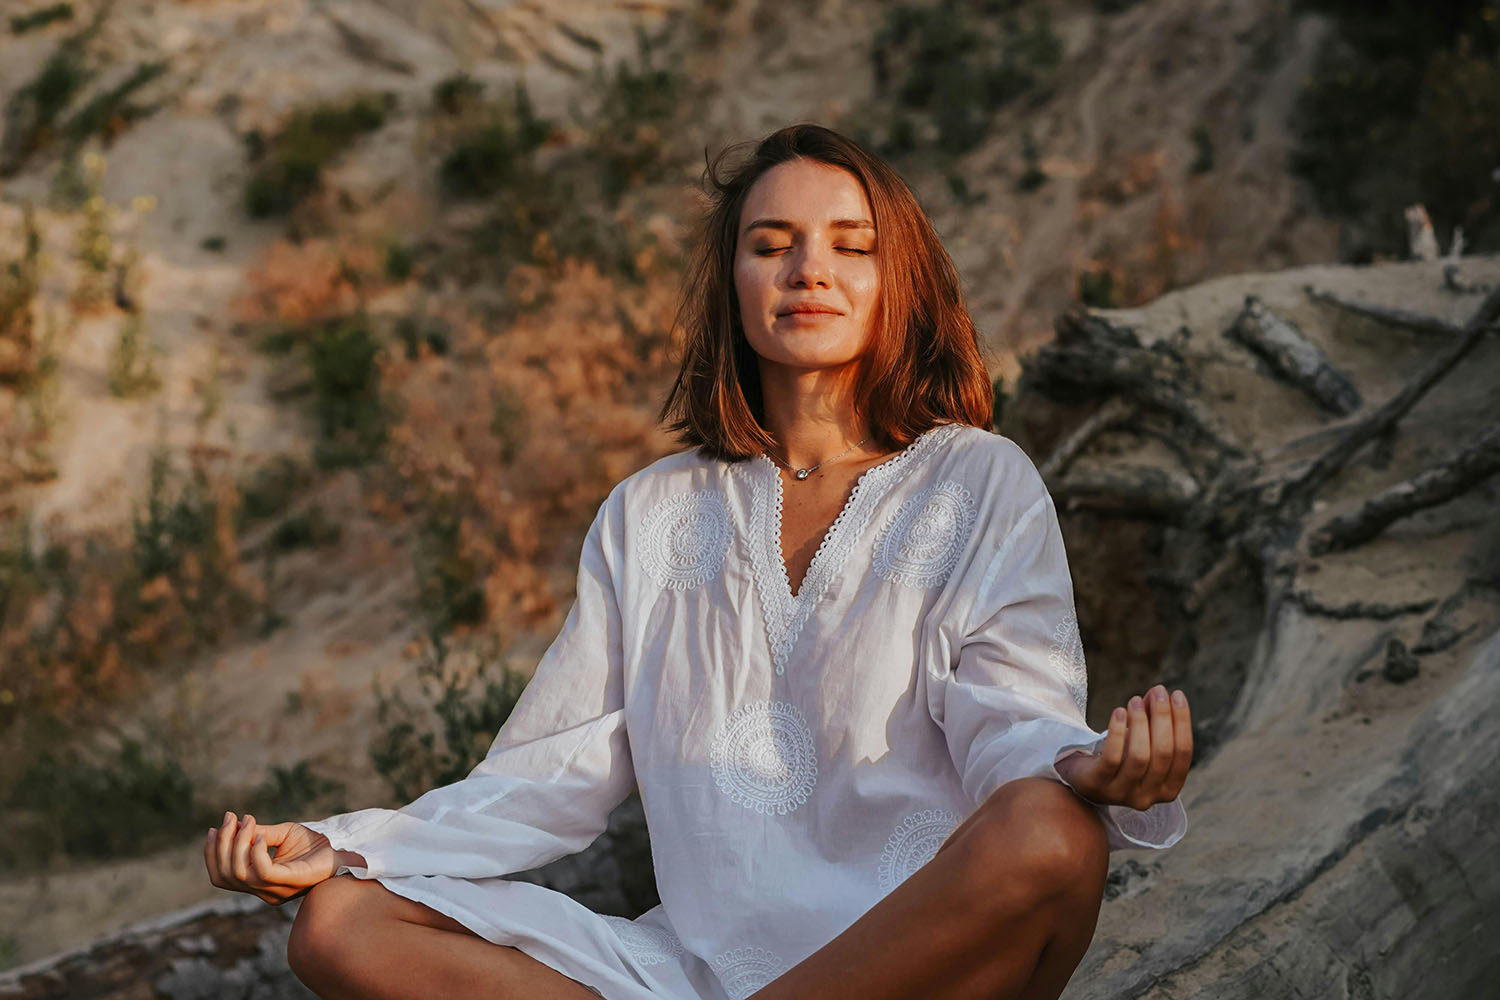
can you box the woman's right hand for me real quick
[204,811,342,905]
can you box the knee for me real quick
[946,776,1109,916]
[287,875,367,982]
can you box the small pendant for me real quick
[795,468,810,480]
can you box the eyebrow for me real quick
[742,218,875,236]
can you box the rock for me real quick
[1381,638,1420,684]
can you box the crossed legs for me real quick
[287,775,1109,1000]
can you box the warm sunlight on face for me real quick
[733,159,880,379]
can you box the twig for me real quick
[1308,423,1500,554]
[1038,397,1136,482]
[1304,285,1463,337]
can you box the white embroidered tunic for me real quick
[300,422,1187,999]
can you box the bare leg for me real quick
[752,775,1110,1000]
[286,875,602,1000]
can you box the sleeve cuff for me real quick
[299,808,395,879]
[1047,742,1189,850]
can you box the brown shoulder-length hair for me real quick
[657,122,994,462]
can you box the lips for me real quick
[778,305,842,317]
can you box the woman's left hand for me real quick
[1054,684,1192,811]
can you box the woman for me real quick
[205,123,1192,1000]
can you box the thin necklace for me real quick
[771,436,870,481]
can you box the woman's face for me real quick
[733,158,880,377]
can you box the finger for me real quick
[1161,689,1194,797]
[251,832,285,885]
[232,815,257,883]
[204,827,222,887]
[1118,694,1152,786]
[217,811,239,882]
[1141,684,1176,789]
[1096,706,1128,779]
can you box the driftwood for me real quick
[1052,464,1200,521]
[1284,285,1500,507]
[1032,308,1246,457]
[1223,294,1362,415]
[1308,422,1500,554]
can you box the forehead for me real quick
[740,159,873,232]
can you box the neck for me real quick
[758,358,873,471]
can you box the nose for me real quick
[785,243,833,289]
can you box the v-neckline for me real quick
[738,422,960,675]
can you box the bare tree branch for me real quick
[1308,423,1500,554]
[1038,397,1137,482]
[1286,285,1500,505]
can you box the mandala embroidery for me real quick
[873,480,977,589]
[1048,610,1089,714]
[711,947,790,1000]
[709,700,819,815]
[737,423,964,674]
[638,489,733,591]
[878,808,962,894]
[601,914,683,967]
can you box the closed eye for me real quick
[755,248,872,255]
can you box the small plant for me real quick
[0,13,98,175]
[1016,130,1047,192]
[437,80,549,199]
[413,494,487,638]
[0,203,43,382]
[370,635,528,802]
[306,314,388,469]
[432,71,484,115]
[250,759,346,820]
[106,312,160,398]
[70,153,113,309]
[1077,265,1116,308]
[1189,123,1214,174]
[384,241,414,281]
[243,93,394,218]
[10,3,74,34]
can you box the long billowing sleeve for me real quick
[298,485,634,879]
[932,476,1187,852]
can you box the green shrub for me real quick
[249,759,346,820]
[6,736,205,863]
[307,315,387,469]
[384,241,414,281]
[370,636,528,802]
[131,448,215,582]
[870,1,1062,159]
[413,495,487,638]
[438,80,549,199]
[243,93,394,217]
[62,60,166,145]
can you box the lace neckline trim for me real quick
[737,422,963,675]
